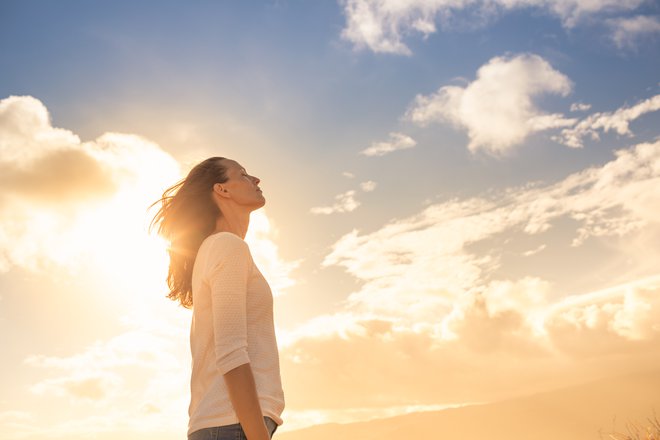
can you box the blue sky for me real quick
[1,1,659,438]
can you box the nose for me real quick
[253,176,260,185]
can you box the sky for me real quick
[1,0,659,438]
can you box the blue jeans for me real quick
[188,417,278,440]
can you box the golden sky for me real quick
[1,1,660,439]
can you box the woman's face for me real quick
[217,159,265,210]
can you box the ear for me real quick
[213,183,230,198]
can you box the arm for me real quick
[224,363,270,440]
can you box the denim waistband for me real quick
[189,416,278,440]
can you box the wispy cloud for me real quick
[340,0,649,54]
[360,132,416,157]
[522,244,546,257]
[310,190,360,215]
[406,54,575,155]
[570,102,592,112]
[325,139,660,305]
[607,15,660,49]
[310,180,378,215]
[30,373,122,402]
[360,180,377,192]
[280,138,660,410]
[18,310,191,437]
[555,94,660,148]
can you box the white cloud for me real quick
[19,309,192,436]
[555,94,660,148]
[359,180,377,192]
[0,96,298,298]
[570,102,592,112]
[25,325,183,374]
[0,96,81,165]
[0,411,33,424]
[546,275,660,352]
[360,132,416,156]
[340,0,648,54]
[608,15,660,48]
[523,244,546,256]
[310,190,361,215]
[30,373,123,402]
[342,171,355,178]
[340,0,440,55]
[406,54,575,155]
[367,138,659,290]
[0,95,181,274]
[279,138,660,411]
[321,139,660,321]
[281,276,660,411]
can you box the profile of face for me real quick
[213,159,265,211]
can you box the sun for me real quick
[57,158,181,303]
[95,197,169,294]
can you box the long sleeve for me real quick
[206,234,253,375]
[188,231,285,434]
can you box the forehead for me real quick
[221,159,245,173]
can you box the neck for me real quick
[214,210,250,239]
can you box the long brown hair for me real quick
[148,157,228,308]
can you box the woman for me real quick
[149,157,284,440]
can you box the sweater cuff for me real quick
[216,348,250,375]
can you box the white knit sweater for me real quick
[188,232,284,435]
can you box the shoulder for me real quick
[204,232,251,259]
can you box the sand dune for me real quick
[277,370,660,440]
